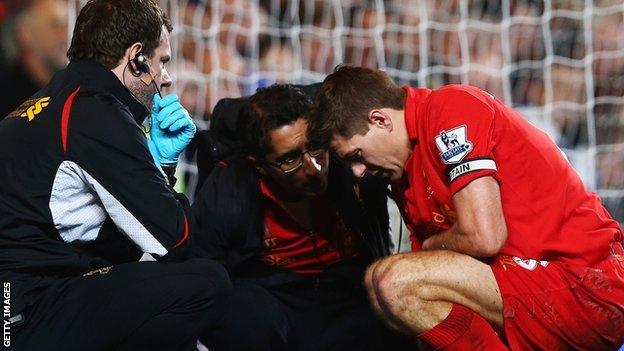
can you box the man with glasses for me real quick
[193,84,410,350]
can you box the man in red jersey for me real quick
[308,64,624,350]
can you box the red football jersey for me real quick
[396,84,622,266]
[257,179,360,275]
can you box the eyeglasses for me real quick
[265,149,327,174]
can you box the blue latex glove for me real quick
[149,93,197,165]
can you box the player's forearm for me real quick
[421,224,504,257]
[424,176,507,257]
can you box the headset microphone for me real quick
[133,52,162,98]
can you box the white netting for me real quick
[70,0,624,223]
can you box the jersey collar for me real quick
[402,85,431,145]
[259,177,280,203]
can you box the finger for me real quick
[156,103,182,123]
[160,107,188,130]
[181,122,197,138]
[160,109,186,130]
[157,94,179,109]
[168,114,192,133]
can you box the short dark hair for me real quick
[67,0,172,68]
[238,84,312,159]
[308,65,406,148]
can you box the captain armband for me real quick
[447,158,497,183]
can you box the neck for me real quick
[272,185,316,205]
[276,195,326,232]
[110,61,128,85]
[387,108,413,166]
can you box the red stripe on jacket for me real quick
[61,87,81,152]
[173,215,190,248]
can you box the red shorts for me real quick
[490,243,624,350]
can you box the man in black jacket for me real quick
[0,1,230,350]
[193,84,410,350]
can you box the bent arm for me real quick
[69,97,193,261]
[421,176,507,257]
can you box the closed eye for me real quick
[160,56,171,68]
[344,149,362,163]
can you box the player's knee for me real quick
[364,264,376,292]
[373,258,416,299]
[372,255,432,307]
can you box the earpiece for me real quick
[130,51,162,98]
[132,52,151,75]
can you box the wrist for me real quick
[161,163,178,187]
[161,163,177,174]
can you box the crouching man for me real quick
[0,1,231,350]
[308,65,624,350]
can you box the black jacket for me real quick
[0,64,40,120]
[0,60,193,312]
[192,155,391,287]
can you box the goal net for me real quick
[70,0,624,224]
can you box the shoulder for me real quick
[421,85,497,130]
[195,157,260,204]
[69,91,144,141]
[210,158,258,185]
[62,91,150,160]
[72,90,135,125]
[192,157,263,231]
[428,84,496,108]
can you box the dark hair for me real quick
[308,65,406,148]
[67,0,172,68]
[238,84,312,159]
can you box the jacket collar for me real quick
[67,59,150,123]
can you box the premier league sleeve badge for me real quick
[435,125,473,164]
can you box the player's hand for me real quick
[149,93,197,165]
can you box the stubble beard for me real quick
[127,78,155,112]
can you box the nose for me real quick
[302,153,322,175]
[350,162,367,178]
[160,67,172,88]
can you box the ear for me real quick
[126,42,143,72]
[368,109,393,132]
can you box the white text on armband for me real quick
[448,159,497,182]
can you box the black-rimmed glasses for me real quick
[265,149,327,174]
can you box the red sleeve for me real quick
[424,85,500,195]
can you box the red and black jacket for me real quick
[192,156,391,287]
